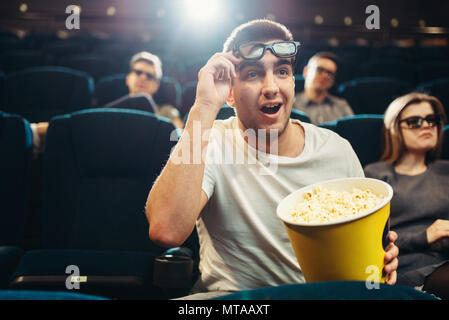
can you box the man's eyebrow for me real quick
[237,61,263,71]
[275,59,293,68]
[237,59,293,71]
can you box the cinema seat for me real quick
[0,289,108,300]
[0,71,4,106]
[358,59,416,83]
[9,108,198,299]
[338,77,412,115]
[442,125,449,161]
[153,76,182,109]
[216,105,236,120]
[59,54,117,81]
[0,111,33,288]
[94,74,128,106]
[290,109,311,123]
[214,281,437,300]
[416,77,449,118]
[333,114,385,167]
[180,80,197,118]
[417,61,449,83]
[95,74,182,111]
[0,50,49,74]
[105,93,157,114]
[3,67,94,123]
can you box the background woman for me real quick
[365,92,449,299]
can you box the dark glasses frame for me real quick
[233,41,301,61]
[132,69,158,80]
[315,66,336,79]
[398,114,442,129]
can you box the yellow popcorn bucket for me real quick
[276,177,393,283]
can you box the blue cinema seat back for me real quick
[0,111,32,287]
[10,108,198,298]
[40,108,175,251]
[94,73,128,106]
[105,93,157,114]
[216,105,236,120]
[334,114,384,167]
[215,281,437,300]
[290,109,311,123]
[417,61,449,83]
[338,77,412,115]
[358,59,416,84]
[153,76,182,109]
[0,71,4,106]
[0,111,32,246]
[294,74,305,93]
[0,50,49,74]
[3,67,94,123]
[180,80,197,118]
[416,77,449,118]
[58,54,117,81]
[0,289,108,300]
[442,125,449,161]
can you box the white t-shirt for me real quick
[193,117,364,292]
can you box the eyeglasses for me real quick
[315,66,336,79]
[132,69,157,80]
[233,41,301,61]
[398,114,442,129]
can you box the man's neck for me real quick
[239,120,305,158]
[304,87,327,103]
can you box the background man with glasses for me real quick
[293,51,354,124]
[123,51,183,128]
[126,51,163,98]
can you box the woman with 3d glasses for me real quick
[364,92,449,299]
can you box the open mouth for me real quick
[260,104,281,114]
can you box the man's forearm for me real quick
[145,104,216,247]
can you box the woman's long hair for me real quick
[381,92,447,164]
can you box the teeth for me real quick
[264,104,279,108]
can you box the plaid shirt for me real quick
[293,91,354,124]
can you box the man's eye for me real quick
[277,68,290,76]
[247,71,259,78]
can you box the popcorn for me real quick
[289,186,385,224]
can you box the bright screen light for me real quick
[184,0,221,24]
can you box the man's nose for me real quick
[261,73,279,97]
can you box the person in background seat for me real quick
[365,92,449,299]
[30,52,183,156]
[293,52,353,124]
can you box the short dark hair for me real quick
[307,51,339,67]
[223,19,294,53]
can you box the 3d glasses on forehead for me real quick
[233,41,301,60]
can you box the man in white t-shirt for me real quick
[145,19,399,299]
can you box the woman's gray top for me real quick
[364,160,449,287]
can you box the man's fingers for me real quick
[384,257,398,274]
[386,271,397,285]
[388,230,398,242]
[385,243,399,262]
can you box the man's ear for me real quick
[125,74,131,89]
[302,66,308,78]
[226,88,235,107]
